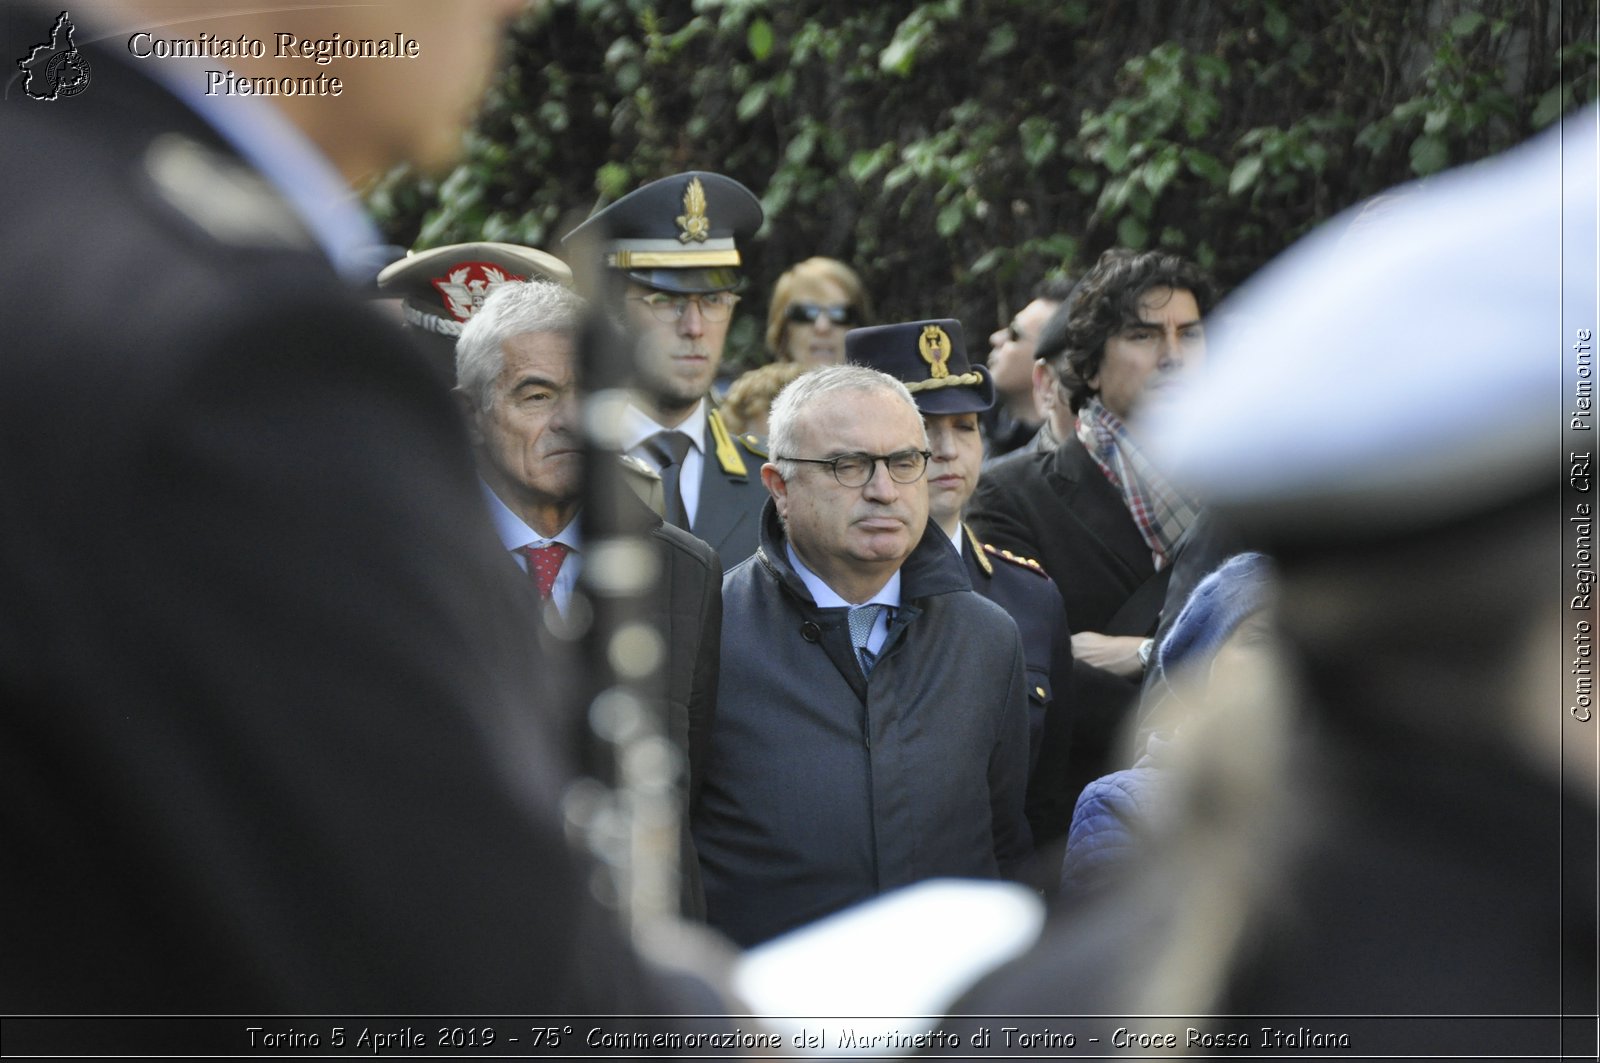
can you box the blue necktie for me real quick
[848,604,884,676]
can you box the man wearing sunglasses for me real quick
[564,171,770,569]
[983,276,1077,462]
[694,363,1033,948]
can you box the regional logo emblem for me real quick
[17,11,92,101]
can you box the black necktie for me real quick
[644,430,694,530]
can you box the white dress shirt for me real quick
[620,399,709,529]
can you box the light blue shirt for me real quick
[785,544,901,656]
[480,481,583,617]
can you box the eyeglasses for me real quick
[786,302,857,327]
[777,449,931,487]
[630,291,741,323]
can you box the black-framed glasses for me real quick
[786,302,857,327]
[778,449,931,487]
[630,291,741,323]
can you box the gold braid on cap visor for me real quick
[905,371,986,392]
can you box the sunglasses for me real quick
[786,302,857,326]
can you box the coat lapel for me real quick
[1048,437,1153,579]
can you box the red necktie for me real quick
[518,543,570,600]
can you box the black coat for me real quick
[0,42,706,1015]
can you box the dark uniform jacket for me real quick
[958,526,1076,851]
[967,435,1159,838]
[0,39,707,1015]
[685,409,768,571]
[695,503,1033,947]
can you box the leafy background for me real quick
[369,0,1598,374]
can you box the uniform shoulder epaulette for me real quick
[618,453,661,481]
[739,432,769,458]
[982,542,1050,579]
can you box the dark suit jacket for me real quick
[967,436,1160,840]
[687,410,768,570]
[0,41,706,1015]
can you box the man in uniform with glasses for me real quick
[564,171,770,569]
[693,363,1033,948]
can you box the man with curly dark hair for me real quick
[967,248,1217,861]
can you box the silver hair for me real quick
[455,280,587,411]
[766,364,926,478]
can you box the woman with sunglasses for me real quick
[764,257,872,366]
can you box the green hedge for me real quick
[369,0,1597,373]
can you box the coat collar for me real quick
[753,497,969,606]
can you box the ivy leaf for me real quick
[747,18,774,61]
[1532,84,1571,128]
[737,82,770,122]
[1409,133,1449,175]
[1116,214,1148,248]
[1185,150,1228,186]
[1228,154,1263,196]
[936,200,965,238]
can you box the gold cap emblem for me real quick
[676,176,711,244]
[918,324,952,378]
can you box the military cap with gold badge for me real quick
[561,171,763,294]
[377,242,572,366]
[844,319,997,415]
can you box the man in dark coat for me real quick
[0,1,720,1020]
[695,365,1033,947]
[563,171,769,569]
[967,249,1216,825]
[940,105,1597,1054]
[455,277,722,919]
[845,320,1076,864]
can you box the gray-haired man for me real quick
[456,279,722,920]
[694,364,1033,948]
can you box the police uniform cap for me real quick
[561,171,762,295]
[844,319,996,415]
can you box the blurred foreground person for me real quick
[1060,553,1275,901]
[941,107,1597,1049]
[2,0,724,1014]
[696,365,1033,947]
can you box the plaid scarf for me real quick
[1076,397,1200,570]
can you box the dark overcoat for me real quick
[695,503,1033,947]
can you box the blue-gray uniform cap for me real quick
[1140,103,1597,545]
[561,171,763,294]
[845,320,997,415]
